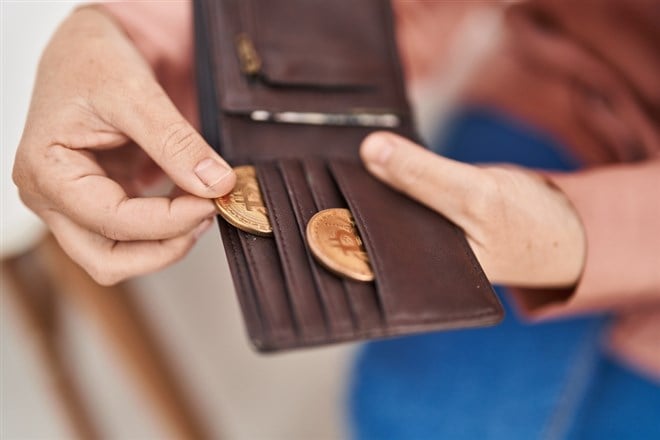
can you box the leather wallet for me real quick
[193,0,504,351]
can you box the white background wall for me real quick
[2,4,83,438]
[1,1,79,256]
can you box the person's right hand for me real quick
[12,7,235,285]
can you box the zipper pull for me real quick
[235,33,262,76]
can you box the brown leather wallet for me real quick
[193,0,504,351]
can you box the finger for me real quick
[101,78,235,198]
[359,132,495,226]
[63,175,217,241]
[42,144,217,240]
[45,210,214,286]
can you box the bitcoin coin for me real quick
[214,165,273,236]
[306,208,374,282]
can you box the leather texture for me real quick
[194,0,504,351]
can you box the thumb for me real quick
[359,132,491,226]
[109,80,235,198]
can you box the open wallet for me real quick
[193,0,504,351]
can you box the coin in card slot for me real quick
[306,209,374,282]
[214,166,273,237]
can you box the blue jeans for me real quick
[349,108,660,439]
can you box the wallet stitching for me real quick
[332,163,501,324]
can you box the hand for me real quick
[12,8,235,285]
[360,132,586,287]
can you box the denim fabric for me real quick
[349,108,660,439]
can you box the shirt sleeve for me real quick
[511,158,660,319]
[97,0,198,125]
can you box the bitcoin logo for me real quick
[232,181,267,214]
[214,166,273,236]
[306,209,374,282]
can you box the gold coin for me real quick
[306,208,374,282]
[214,165,273,236]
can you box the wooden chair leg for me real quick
[2,252,99,440]
[37,235,212,440]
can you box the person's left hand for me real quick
[360,132,586,288]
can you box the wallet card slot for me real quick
[329,160,503,327]
[278,160,355,337]
[302,159,384,332]
[237,231,298,347]
[217,224,265,345]
[256,163,328,342]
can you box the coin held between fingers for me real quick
[214,165,273,236]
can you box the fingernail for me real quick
[193,218,214,239]
[194,158,232,188]
[362,134,394,166]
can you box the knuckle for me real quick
[12,148,33,188]
[15,188,34,209]
[30,145,65,197]
[13,152,44,202]
[160,122,202,161]
[11,160,24,188]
